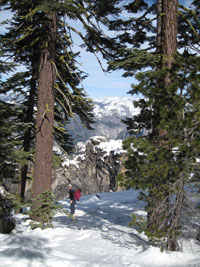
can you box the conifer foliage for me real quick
[0,0,109,221]
[99,0,200,251]
[29,190,61,230]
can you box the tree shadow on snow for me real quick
[54,195,149,251]
[0,234,50,267]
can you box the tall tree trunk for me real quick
[20,65,37,200]
[161,0,179,250]
[159,0,178,136]
[162,0,178,79]
[147,0,179,250]
[156,0,162,53]
[31,12,58,217]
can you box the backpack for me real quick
[75,189,82,201]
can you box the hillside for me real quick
[68,97,139,143]
[51,136,126,200]
[0,94,139,144]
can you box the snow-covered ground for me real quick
[0,189,200,267]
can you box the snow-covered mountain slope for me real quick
[93,97,139,119]
[1,189,199,267]
[1,93,139,143]
[69,97,139,143]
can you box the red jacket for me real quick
[75,189,82,201]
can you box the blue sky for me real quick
[73,48,134,99]
[75,0,191,99]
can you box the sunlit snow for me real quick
[93,97,139,119]
[0,189,200,267]
[59,136,126,170]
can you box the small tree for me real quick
[29,190,61,229]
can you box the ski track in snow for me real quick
[0,189,200,267]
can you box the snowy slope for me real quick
[93,97,139,119]
[69,97,139,143]
[55,136,126,169]
[0,190,200,267]
[0,94,139,143]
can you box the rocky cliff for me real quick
[3,136,127,201]
[52,136,126,200]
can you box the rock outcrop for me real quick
[52,136,126,200]
[3,137,127,201]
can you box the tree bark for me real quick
[156,0,162,53]
[147,0,179,250]
[161,0,179,250]
[162,0,178,82]
[31,12,58,216]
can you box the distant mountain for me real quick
[68,97,139,144]
[0,92,23,104]
[0,93,140,144]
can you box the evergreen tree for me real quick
[0,0,96,205]
[0,56,25,232]
[30,10,57,215]
[0,100,20,183]
[95,0,200,250]
[0,45,20,184]
[0,0,113,219]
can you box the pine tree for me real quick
[31,11,57,214]
[0,53,24,232]
[0,44,20,184]
[0,0,113,219]
[0,0,96,205]
[0,1,42,200]
[95,0,200,250]
[0,100,19,183]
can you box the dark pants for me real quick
[70,200,76,214]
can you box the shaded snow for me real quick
[0,189,200,267]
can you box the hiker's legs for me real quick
[70,200,76,214]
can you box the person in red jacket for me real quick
[68,184,76,215]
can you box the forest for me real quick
[0,0,200,254]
